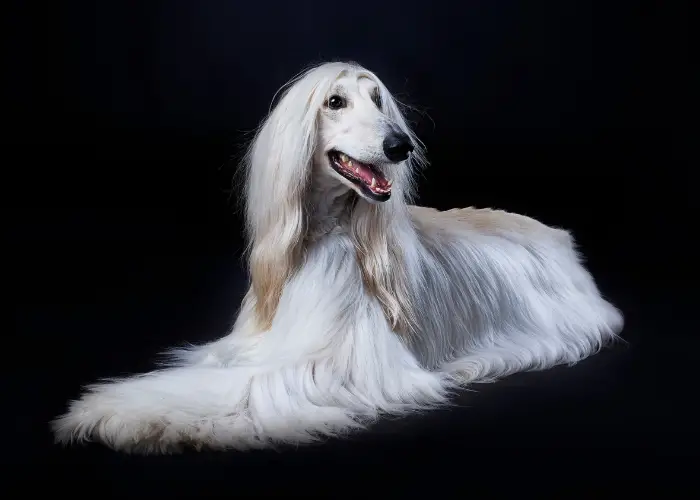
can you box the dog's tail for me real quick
[51,360,450,454]
[50,364,367,454]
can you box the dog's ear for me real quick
[243,73,328,331]
[376,81,427,202]
[350,77,427,340]
[352,202,419,339]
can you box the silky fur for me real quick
[52,62,624,453]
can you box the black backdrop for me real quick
[7,0,694,494]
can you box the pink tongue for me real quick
[355,163,386,187]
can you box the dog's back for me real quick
[410,205,571,246]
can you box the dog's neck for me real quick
[307,170,355,241]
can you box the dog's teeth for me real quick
[387,179,393,187]
[355,167,360,173]
[347,160,353,167]
[371,177,376,188]
[339,153,349,162]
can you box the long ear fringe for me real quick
[243,64,347,330]
[350,74,427,340]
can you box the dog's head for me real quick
[314,73,415,203]
[245,63,424,214]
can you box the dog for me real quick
[52,61,624,453]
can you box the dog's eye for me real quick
[327,95,346,110]
[371,90,382,110]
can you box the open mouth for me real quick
[328,151,392,202]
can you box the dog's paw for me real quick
[443,358,500,385]
[51,389,224,454]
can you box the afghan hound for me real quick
[52,61,624,453]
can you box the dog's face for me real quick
[314,75,414,203]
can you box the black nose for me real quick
[382,130,414,163]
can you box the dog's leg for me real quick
[51,363,367,453]
[53,241,453,453]
[52,325,451,453]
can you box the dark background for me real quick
[7,0,694,494]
